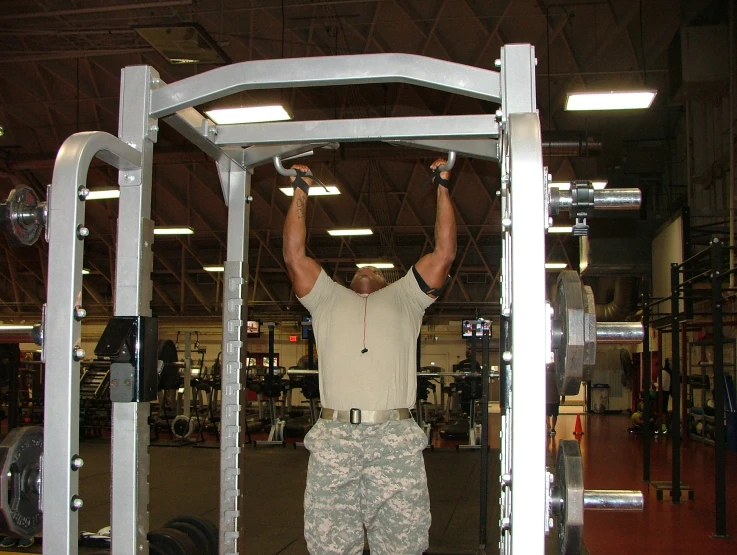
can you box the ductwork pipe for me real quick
[595,278,635,322]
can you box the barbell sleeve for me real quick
[0,324,42,345]
[553,188,641,213]
[583,490,644,511]
[595,322,644,344]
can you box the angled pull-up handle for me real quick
[274,153,330,193]
[436,151,456,172]
[274,152,314,177]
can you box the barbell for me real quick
[549,440,643,554]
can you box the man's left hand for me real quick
[430,158,451,190]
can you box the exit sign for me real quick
[289,335,298,342]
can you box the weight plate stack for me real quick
[165,520,213,555]
[148,527,198,555]
[165,515,219,555]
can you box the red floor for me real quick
[552,412,737,555]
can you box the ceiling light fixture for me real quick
[328,228,373,236]
[565,90,657,111]
[550,181,607,190]
[153,226,195,236]
[82,268,90,275]
[206,105,292,125]
[134,23,231,66]
[279,186,340,197]
[0,324,34,331]
[356,262,395,269]
[544,263,568,270]
[86,189,120,200]
[203,265,225,272]
[548,226,573,234]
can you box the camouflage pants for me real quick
[303,418,430,555]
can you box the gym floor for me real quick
[2,412,737,554]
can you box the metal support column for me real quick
[500,43,546,555]
[44,131,142,555]
[642,278,651,481]
[111,64,158,555]
[183,332,192,417]
[670,263,682,503]
[710,237,728,538]
[479,329,490,552]
[218,168,250,555]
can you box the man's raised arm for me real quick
[283,164,322,298]
[414,158,457,295]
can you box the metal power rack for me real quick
[39,45,642,555]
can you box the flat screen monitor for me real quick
[246,320,260,338]
[301,316,313,340]
[462,318,491,338]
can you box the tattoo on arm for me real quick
[296,196,306,219]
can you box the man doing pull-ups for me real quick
[283,158,457,555]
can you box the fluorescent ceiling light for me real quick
[153,226,194,236]
[203,265,225,272]
[356,262,395,269]
[548,226,573,234]
[279,186,340,197]
[82,268,90,275]
[206,105,292,125]
[565,90,657,111]
[87,189,120,200]
[0,325,34,330]
[545,263,568,270]
[328,228,373,236]
[550,181,607,190]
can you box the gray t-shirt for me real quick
[298,268,435,411]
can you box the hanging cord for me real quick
[639,0,647,86]
[361,296,369,354]
[419,167,451,194]
[292,168,329,195]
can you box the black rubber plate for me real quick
[165,520,213,555]
[165,515,218,554]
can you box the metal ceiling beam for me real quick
[213,115,500,146]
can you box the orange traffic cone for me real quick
[573,414,584,436]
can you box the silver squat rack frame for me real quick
[42,46,559,555]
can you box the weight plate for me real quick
[148,527,197,555]
[4,185,42,247]
[555,440,584,555]
[582,285,597,382]
[148,542,168,555]
[554,271,585,395]
[165,520,213,555]
[0,426,43,538]
[165,515,218,554]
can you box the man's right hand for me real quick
[430,158,451,184]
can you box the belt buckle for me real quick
[349,408,361,425]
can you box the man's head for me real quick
[350,266,388,294]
